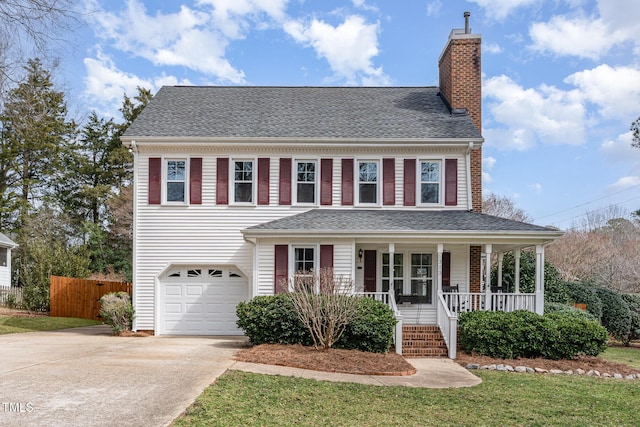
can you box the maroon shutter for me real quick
[189,157,202,205]
[383,158,395,205]
[279,158,291,205]
[445,158,458,206]
[341,158,354,206]
[148,157,161,205]
[216,158,229,205]
[442,251,451,287]
[274,245,288,294]
[320,245,334,269]
[320,158,333,206]
[403,159,416,206]
[258,158,270,205]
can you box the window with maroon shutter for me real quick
[190,157,202,205]
[148,158,161,204]
[258,158,270,205]
[279,158,292,205]
[274,245,288,293]
[383,158,395,205]
[403,159,416,206]
[442,251,451,287]
[216,158,229,205]
[320,158,333,205]
[341,158,354,205]
[445,158,458,206]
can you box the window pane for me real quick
[297,183,315,203]
[359,162,377,182]
[235,161,253,181]
[295,247,315,273]
[359,183,377,203]
[167,160,185,180]
[167,182,185,202]
[235,183,253,202]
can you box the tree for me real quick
[483,193,532,222]
[632,116,640,149]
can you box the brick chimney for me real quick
[438,11,482,213]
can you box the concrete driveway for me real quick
[0,325,248,427]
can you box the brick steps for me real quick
[402,325,448,357]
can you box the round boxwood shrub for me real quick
[595,288,632,342]
[565,281,602,320]
[459,309,608,360]
[620,293,640,345]
[336,297,397,353]
[544,302,598,322]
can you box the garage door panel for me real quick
[165,285,182,296]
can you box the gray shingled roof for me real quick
[122,86,483,140]
[245,210,561,235]
[0,232,17,248]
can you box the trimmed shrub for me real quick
[236,295,397,353]
[544,302,598,322]
[565,281,602,320]
[236,294,311,346]
[621,294,640,345]
[595,288,632,342]
[337,297,396,353]
[459,309,608,360]
[99,292,134,333]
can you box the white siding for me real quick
[0,266,10,287]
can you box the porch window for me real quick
[0,248,7,267]
[382,253,403,295]
[358,161,378,204]
[234,160,253,203]
[420,161,440,204]
[294,247,315,291]
[296,161,316,204]
[410,253,433,303]
[166,159,186,202]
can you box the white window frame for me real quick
[230,158,256,205]
[164,158,188,204]
[418,159,443,206]
[294,159,318,205]
[381,252,404,295]
[291,245,317,292]
[356,159,380,206]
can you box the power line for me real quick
[549,194,640,228]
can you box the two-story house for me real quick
[121,15,562,357]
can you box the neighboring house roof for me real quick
[122,86,483,141]
[0,232,17,248]
[243,209,563,240]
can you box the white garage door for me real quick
[158,267,248,335]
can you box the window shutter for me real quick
[403,159,416,206]
[320,245,334,269]
[274,245,288,294]
[189,157,202,205]
[279,158,292,205]
[258,158,270,205]
[216,158,229,205]
[442,251,451,287]
[445,158,458,206]
[148,157,161,205]
[341,158,354,206]
[320,158,333,205]
[383,158,395,205]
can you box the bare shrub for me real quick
[99,292,134,334]
[287,268,359,351]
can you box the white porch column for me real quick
[484,245,492,308]
[437,244,443,292]
[388,243,395,294]
[535,245,544,314]
[497,252,504,289]
[514,248,521,294]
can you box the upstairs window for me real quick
[358,161,378,204]
[166,160,186,202]
[296,161,316,204]
[420,161,440,204]
[234,160,253,203]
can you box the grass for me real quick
[173,370,640,426]
[601,346,640,370]
[0,315,101,334]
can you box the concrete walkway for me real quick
[231,357,481,388]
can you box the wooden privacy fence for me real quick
[50,276,132,320]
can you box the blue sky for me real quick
[58,0,640,228]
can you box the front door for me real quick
[363,250,376,292]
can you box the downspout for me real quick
[130,140,139,331]
[466,142,474,211]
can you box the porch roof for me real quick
[0,232,17,248]
[243,209,563,244]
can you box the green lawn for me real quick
[0,315,101,334]
[601,346,640,370]
[173,370,640,426]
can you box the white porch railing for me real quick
[356,290,403,355]
[442,292,537,313]
[436,292,457,359]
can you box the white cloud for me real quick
[482,156,496,184]
[529,183,543,194]
[608,176,640,191]
[466,0,539,20]
[483,42,503,54]
[600,131,640,171]
[425,1,442,17]
[284,15,390,85]
[483,75,586,150]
